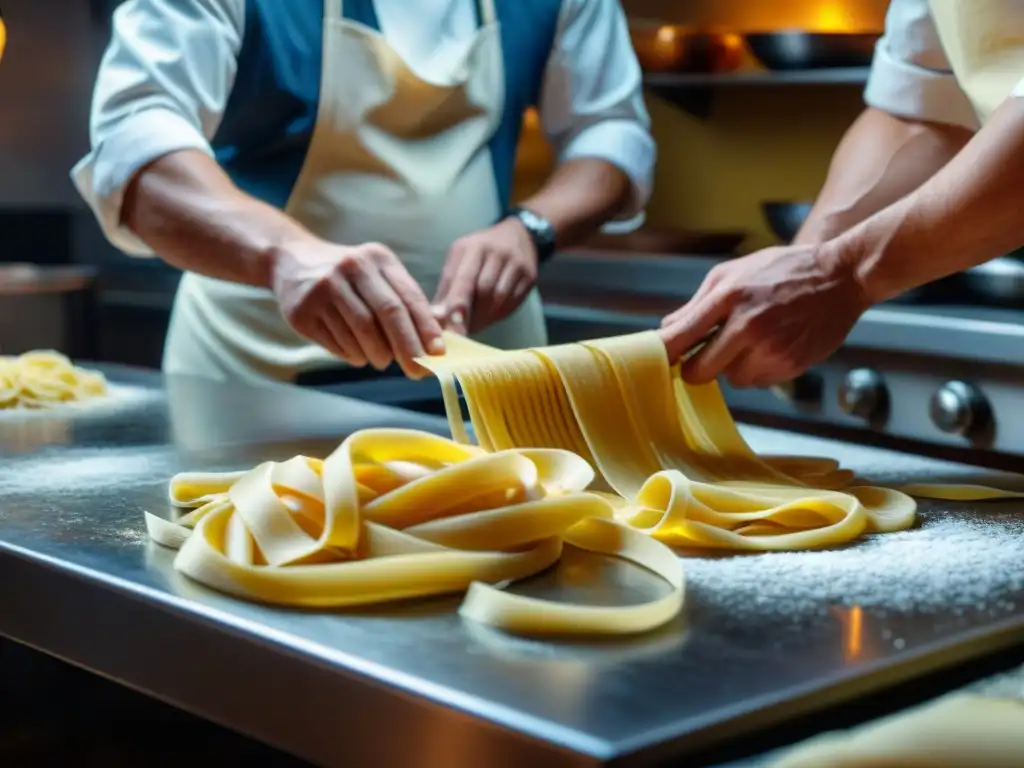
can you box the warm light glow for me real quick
[842,605,863,661]
[720,32,745,58]
[810,1,857,32]
[655,26,678,44]
[523,108,540,131]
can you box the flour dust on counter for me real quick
[0,445,176,498]
[682,504,1024,618]
[0,383,160,418]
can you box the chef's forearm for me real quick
[794,108,973,245]
[519,158,632,247]
[829,98,1024,303]
[122,150,314,288]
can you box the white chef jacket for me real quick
[75,0,655,256]
[865,0,1024,130]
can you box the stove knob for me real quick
[930,381,991,437]
[771,372,823,405]
[838,368,889,421]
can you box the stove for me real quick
[539,252,1024,469]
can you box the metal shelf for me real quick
[644,67,870,118]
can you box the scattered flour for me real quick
[682,504,1024,618]
[0,384,163,421]
[0,446,174,496]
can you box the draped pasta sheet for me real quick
[417,331,1017,552]
[144,330,1016,637]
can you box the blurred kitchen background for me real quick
[5,0,1024,473]
[0,0,888,368]
[516,0,888,252]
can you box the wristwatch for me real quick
[507,206,557,264]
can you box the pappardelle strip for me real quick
[416,331,1018,552]
[146,429,684,636]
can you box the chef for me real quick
[73,0,653,382]
[661,0,1024,388]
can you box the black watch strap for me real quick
[508,205,557,264]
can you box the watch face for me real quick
[520,210,542,230]
[512,207,555,259]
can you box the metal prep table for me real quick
[2,367,1024,767]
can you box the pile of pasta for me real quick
[144,331,1016,636]
[0,350,108,410]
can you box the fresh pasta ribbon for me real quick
[146,429,685,636]
[0,350,107,410]
[144,330,1019,637]
[416,331,1019,552]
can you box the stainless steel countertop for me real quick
[2,368,1024,768]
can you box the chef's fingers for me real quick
[489,271,534,334]
[379,266,443,379]
[681,315,747,385]
[661,269,720,328]
[474,250,503,301]
[379,262,445,357]
[659,291,728,365]
[722,350,764,389]
[725,344,801,389]
[350,268,428,377]
[330,273,394,371]
[317,317,368,367]
[491,259,519,307]
[744,361,804,391]
[512,273,534,308]
[470,256,510,332]
[475,261,529,333]
[436,255,479,336]
[433,245,465,306]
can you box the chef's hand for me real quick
[432,218,538,335]
[659,244,870,388]
[272,240,445,378]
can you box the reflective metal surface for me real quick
[1,368,1024,767]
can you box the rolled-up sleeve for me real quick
[537,0,656,226]
[71,0,243,255]
[863,0,980,130]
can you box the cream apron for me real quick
[929,0,1024,123]
[163,0,547,383]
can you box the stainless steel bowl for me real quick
[963,257,1024,306]
[745,32,879,70]
[630,23,744,73]
[761,201,813,243]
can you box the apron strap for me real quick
[328,0,496,26]
[477,0,497,26]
